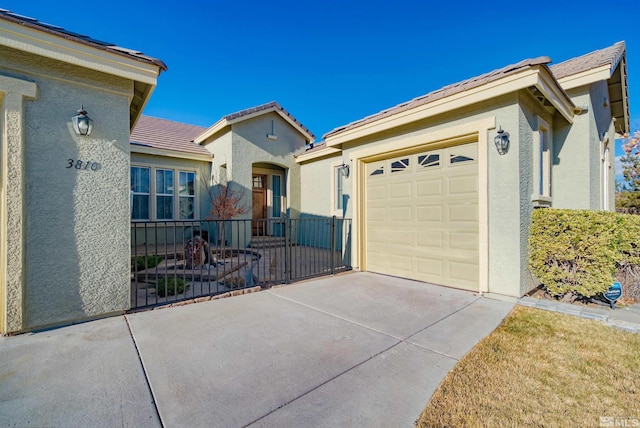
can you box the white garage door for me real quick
[365,142,479,291]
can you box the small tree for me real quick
[617,130,640,210]
[204,178,250,256]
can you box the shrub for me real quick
[156,277,187,297]
[528,209,636,298]
[135,255,163,271]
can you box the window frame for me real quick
[601,135,612,211]
[532,117,552,206]
[155,168,175,220]
[130,164,198,222]
[131,166,151,221]
[271,174,283,218]
[179,170,196,220]
[332,161,346,215]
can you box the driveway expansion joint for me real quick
[124,315,164,428]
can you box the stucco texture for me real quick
[203,112,307,246]
[1,47,134,331]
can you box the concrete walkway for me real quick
[0,272,513,427]
[518,296,640,333]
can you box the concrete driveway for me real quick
[0,272,513,427]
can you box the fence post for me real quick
[330,215,336,275]
[284,215,291,284]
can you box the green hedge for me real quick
[529,209,640,298]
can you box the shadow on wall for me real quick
[25,104,83,328]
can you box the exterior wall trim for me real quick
[555,64,611,90]
[0,75,38,334]
[348,116,495,293]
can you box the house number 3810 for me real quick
[66,159,101,171]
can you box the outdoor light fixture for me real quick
[72,105,93,136]
[339,163,350,178]
[494,126,510,155]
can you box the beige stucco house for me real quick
[130,41,628,302]
[0,8,630,332]
[0,10,165,333]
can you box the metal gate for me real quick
[131,216,352,309]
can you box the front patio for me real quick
[131,217,352,309]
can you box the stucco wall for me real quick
[299,153,343,217]
[1,46,134,331]
[553,81,614,211]
[514,92,557,295]
[231,112,307,219]
[200,112,307,247]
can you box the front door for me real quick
[252,174,267,236]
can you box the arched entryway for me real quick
[252,163,286,237]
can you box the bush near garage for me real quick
[529,209,640,300]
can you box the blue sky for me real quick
[3,0,640,171]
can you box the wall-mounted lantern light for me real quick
[72,105,93,136]
[494,126,510,155]
[338,163,350,178]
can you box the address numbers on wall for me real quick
[66,159,101,171]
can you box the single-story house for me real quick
[135,41,628,301]
[0,8,630,333]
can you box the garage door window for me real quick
[449,145,477,165]
[370,165,384,177]
[391,158,410,173]
[418,153,440,169]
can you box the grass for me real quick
[417,306,640,427]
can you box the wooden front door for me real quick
[252,174,267,236]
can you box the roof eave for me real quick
[0,18,163,85]
[325,67,574,147]
[295,146,342,163]
[555,64,612,90]
[226,106,315,142]
[536,67,575,123]
[0,18,163,132]
[130,144,213,162]
[195,105,315,145]
[194,119,229,145]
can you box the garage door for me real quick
[365,142,479,291]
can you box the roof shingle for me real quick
[131,116,210,156]
[323,56,551,139]
[222,101,315,140]
[550,41,625,80]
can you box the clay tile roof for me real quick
[0,8,167,71]
[550,41,625,80]
[223,101,315,140]
[323,56,551,139]
[131,116,210,156]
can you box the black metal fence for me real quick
[131,216,352,309]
